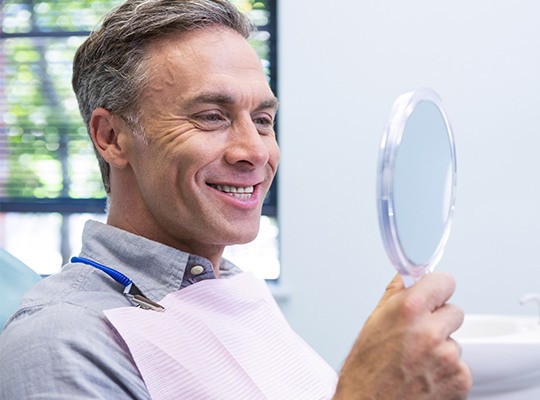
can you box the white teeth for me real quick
[211,184,254,199]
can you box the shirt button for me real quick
[190,265,205,275]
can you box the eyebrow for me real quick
[258,96,280,111]
[184,92,279,112]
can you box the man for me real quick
[0,0,472,398]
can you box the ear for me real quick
[90,108,130,169]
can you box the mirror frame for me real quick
[377,88,457,286]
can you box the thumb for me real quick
[377,273,405,306]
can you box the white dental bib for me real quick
[105,272,337,399]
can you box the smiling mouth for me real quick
[209,184,254,199]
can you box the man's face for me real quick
[120,27,279,262]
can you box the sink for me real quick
[454,314,540,399]
[455,314,540,340]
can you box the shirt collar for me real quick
[78,220,241,302]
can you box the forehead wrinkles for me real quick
[142,66,272,113]
[138,28,270,110]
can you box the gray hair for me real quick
[72,0,254,194]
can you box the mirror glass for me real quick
[377,88,457,287]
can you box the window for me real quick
[0,0,279,279]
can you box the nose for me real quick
[224,116,270,169]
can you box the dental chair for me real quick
[0,248,42,329]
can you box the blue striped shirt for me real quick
[0,220,241,399]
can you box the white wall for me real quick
[277,1,540,370]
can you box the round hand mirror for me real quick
[377,88,457,287]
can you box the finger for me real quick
[440,336,463,358]
[376,273,405,307]
[451,337,463,357]
[434,339,473,398]
[431,302,465,338]
[410,271,457,312]
[387,273,405,293]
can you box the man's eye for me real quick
[192,112,230,130]
[253,112,275,127]
[197,113,226,122]
[253,115,275,135]
[253,117,273,126]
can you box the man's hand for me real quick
[333,272,472,400]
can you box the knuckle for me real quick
[447,303,465,324]
[399,292,423,318]
[440,343,459,365]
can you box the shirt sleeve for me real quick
[0,302,151,399]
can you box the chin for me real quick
[227,227,260,246]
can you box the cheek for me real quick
[133,126,221,189]
[129,140,176,190]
